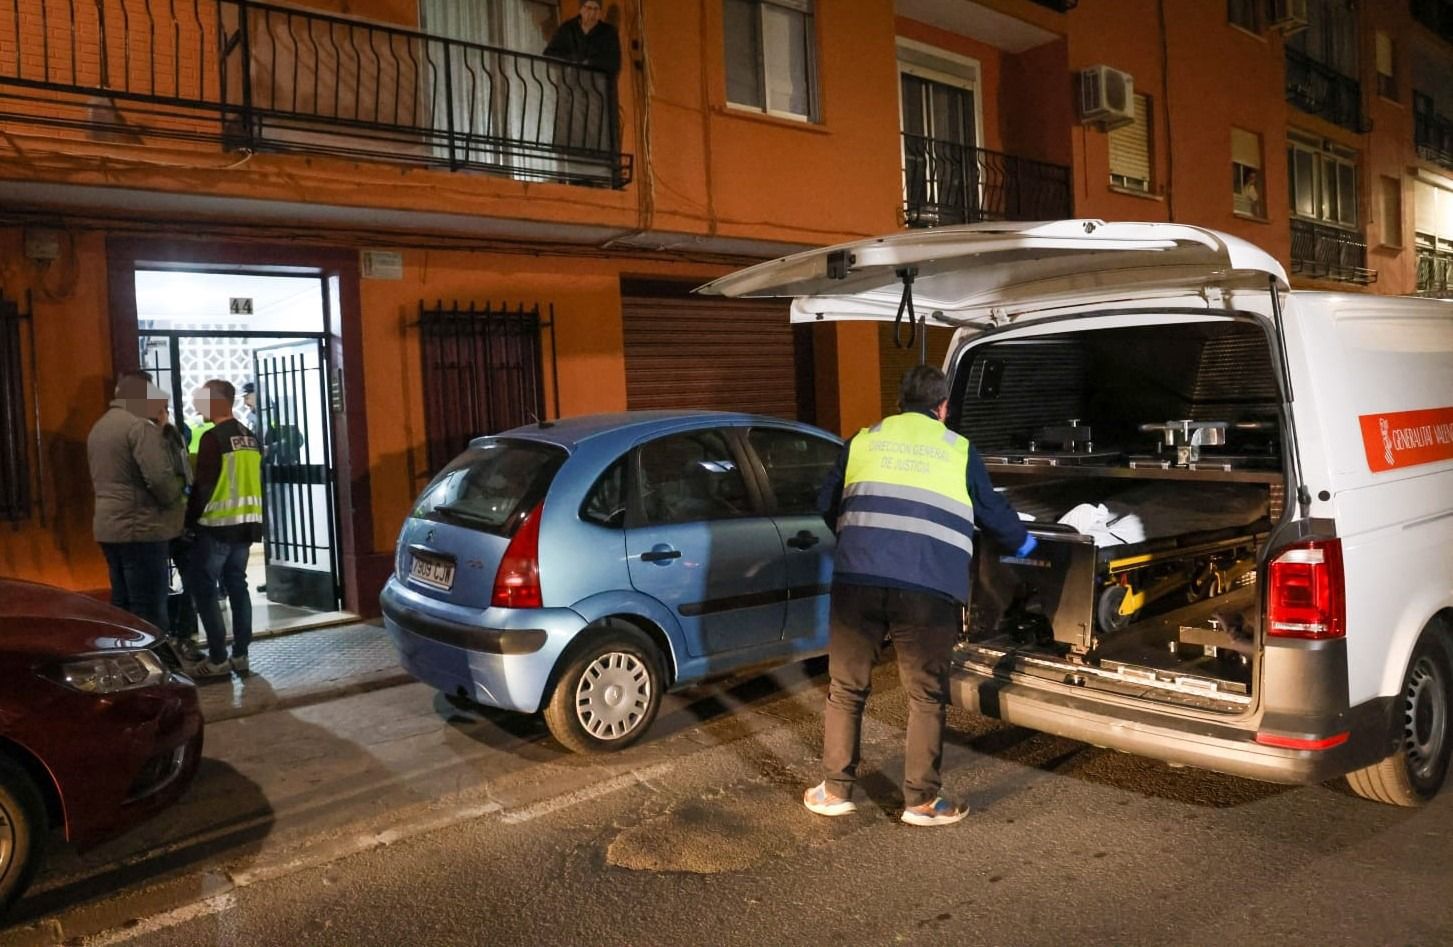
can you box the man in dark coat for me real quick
[544,0,620,75]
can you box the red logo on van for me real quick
[1358,407,1453,473]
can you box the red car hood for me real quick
[0,579,158,657]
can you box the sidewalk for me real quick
[191,620,412,722]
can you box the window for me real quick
[1228,0,1259,31]
[413,440,566,537]
[1287,0,1358,75]
[637,430,751,525]
[724,0,818,121]
[0,293,30,522]
[581,457,627,528]
[747,427,841,516]
[1231,128,1265,218]
[1287,133,1358,228]
[1108,94,1152,192]
[1375,31,1397,100]
[1414,179,1453,296]
[1379,176,1403,247]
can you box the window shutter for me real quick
[1375,32,1393,77]
[1414,180,1438,237]
[1231,127,1261,168]
[1108,94,1151,185]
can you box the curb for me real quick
[202,670,415,724]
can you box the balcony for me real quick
[1416,240,1453,298]
[902,134,1072,228]
[1285,48,1369,134]
[0,0,631,188]
[1289,218,1376,285]
[1414,94,1453,170]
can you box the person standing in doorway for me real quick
[185,379,264,678]
[153,398,204,663]
[543,0,620,75]
[87,371,184,631]
[803,366,1037,826]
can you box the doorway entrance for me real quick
[134,269,350,633]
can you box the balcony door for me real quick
[900,68,978,226]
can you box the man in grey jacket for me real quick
[87,370,184,631]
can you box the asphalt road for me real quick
[11,657,1453,946]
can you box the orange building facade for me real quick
[0,0,1448,614]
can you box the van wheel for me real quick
[543,628,663,754]
[0,755,46,915]
[1346,633,1452,807]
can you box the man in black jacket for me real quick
[544,0,620,75]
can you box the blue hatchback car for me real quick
[381,412,843,752]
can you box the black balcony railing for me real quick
[1416,242,1453,298]
[1285,47,1369,133]
[1028,0,1078,11]
[0,0,631,187]
[1290,218,1377,285]
[902,134,1072,228]
[1414,95,1453,170]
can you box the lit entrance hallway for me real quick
[134,270,353,638]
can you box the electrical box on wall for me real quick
[23,229,61,262]
[1078,65,1135,130]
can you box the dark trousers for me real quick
[168,536,200,641]
[189,531,253,664]
[100,541,172,632]
[822,582,961,808]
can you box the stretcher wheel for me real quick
[1096,584,1137,635]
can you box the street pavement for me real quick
[3,654,1450,947]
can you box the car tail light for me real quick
[1266,538,1345,639]
[492,503,544,609]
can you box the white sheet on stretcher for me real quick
[1057,503,1147,548]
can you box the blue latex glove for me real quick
[1014,535,1038,558]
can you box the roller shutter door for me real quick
[622,294,811,421]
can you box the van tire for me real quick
[543,627,664,754]
[1346,632,1452,807]
[0,755,46,915]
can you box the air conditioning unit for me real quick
[1268,0,1309,33]
[1079,65,1135,130]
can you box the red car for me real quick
[0,579,203,914]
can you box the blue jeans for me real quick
[99,541,171,632]
[189,532,254,664]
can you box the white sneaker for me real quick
[189,658,232,679]
[230,655,251,675]
[900,796,969,827]
[803,782,857,817]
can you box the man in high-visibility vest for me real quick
[804,365,1037,827]
[183,379,264,678]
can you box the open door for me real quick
[254,339,340,611]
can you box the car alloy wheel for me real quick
[575,651,653,741]
[0,803,13,882]
[1404,653,1449,785]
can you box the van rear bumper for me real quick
[948,665,1398,785]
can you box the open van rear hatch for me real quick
[697,219,1288,327]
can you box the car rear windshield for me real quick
[412,439,567,536]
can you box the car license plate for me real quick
[409,554,455,591]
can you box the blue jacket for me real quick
[819,411,1030,602]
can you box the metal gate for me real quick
[418,301,550,472]
[138,329,341,612]
[0,292,33,522]
[254,339,340,611]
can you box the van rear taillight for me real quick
[1266,538,1345,640]
[491,503,544,609]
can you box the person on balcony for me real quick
[544,0,620,76]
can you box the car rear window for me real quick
[413,439,567,536]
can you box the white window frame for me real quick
[1288,131,1359,230]
[723,0,820,123]
[1108,93,1153,193]
[1231,127,1264,219]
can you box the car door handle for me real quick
[640,547,681,563]
[786,531,820,550]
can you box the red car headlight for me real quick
[50,650,168,694]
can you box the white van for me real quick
[702,220,1453,806]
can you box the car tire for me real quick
[1346,631,1452,807]
[0,755,46,916]
[543,626,664,754]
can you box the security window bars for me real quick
[1108,94,1152,192]
[418,301,548,473]
[0,293,31,522]
[723,0,818,121]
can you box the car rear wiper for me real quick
[432,503,501,529]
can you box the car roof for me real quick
[478,411,830,450]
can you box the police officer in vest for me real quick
[184,379,264,678]
[804,365,1037,826]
